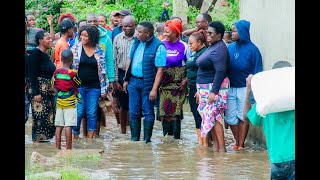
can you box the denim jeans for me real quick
[128,77,155,122]
[72,87,101,135]
[271,160,295,180]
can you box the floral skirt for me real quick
[159,66,187,121]
[28,77,56,142]
[196,77,229,137]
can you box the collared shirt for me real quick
[113,31,137,81]
[129,42,167,77]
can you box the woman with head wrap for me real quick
[158,19,189,139]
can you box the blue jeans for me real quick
[128,77,155,122]
[161,8,169,21]
[72,87,101,135]
[271,160,295,180]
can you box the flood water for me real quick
[25,105,270,179]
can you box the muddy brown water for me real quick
[25,105,270,179]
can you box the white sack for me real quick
[251,67,295,116]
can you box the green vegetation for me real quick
[211,0,240,31]
[25,0,239,32]
[58,153,102,163]
[25,167,89,180]
[60,168,88,180]
[25,153,100,179]
[25,0,173,32]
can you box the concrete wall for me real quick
[240,0,295,70]
[173,0,225,27]
[172,0,188,26]
[240,0,295,146]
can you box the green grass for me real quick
[60,168,88,180]
[58,154,101,163]
[25,167,89,180]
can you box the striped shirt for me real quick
[53,69,81,108]
[113,31,137,81]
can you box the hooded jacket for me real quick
[228,20,263,87]
[98,26,115,82]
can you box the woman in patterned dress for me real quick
[159,19,189,139]
[28,30,56,143]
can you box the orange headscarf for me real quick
[165,19,183,38]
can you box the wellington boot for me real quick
[130,119,141,141]
[143,120,154,143]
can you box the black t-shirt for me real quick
[78,48,100,89]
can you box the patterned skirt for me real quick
[159,66,187,121]
[196,77,229,137]
[28,77,56,142]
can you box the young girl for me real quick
[52,49,81,149]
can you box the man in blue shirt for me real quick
[123,21,167,143]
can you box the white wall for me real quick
[240,0,295,70]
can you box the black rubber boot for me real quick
[143,120,154,143]
[130,119,141,141]
[168,121,173,135]
[162,120,172,136]
[172,119,181,139]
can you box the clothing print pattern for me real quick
[28,77,56,141]
[196,77,229,137]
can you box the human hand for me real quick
[34,95,42,102]
[178,79,187,91]
[207,92,216,104]
[47,14,53,26]
[246,74,254,91]
[108,83,114,94]
[194,92,199,104]
[114,81,122,92]
[123,81,128,94]
[149,89,157,101]
[100,94,108,100]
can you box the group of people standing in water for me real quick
[25,10,263,152]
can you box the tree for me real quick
[186,0,218,12]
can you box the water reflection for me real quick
[25,110,270,179]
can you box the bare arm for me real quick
[149,67,164,101]
[243,74,254,122]
[182,28,198,36]
[47,15,55,41]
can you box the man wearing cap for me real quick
[111,9,132,43]
[106,10,119,31]
[54,19,75,68]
